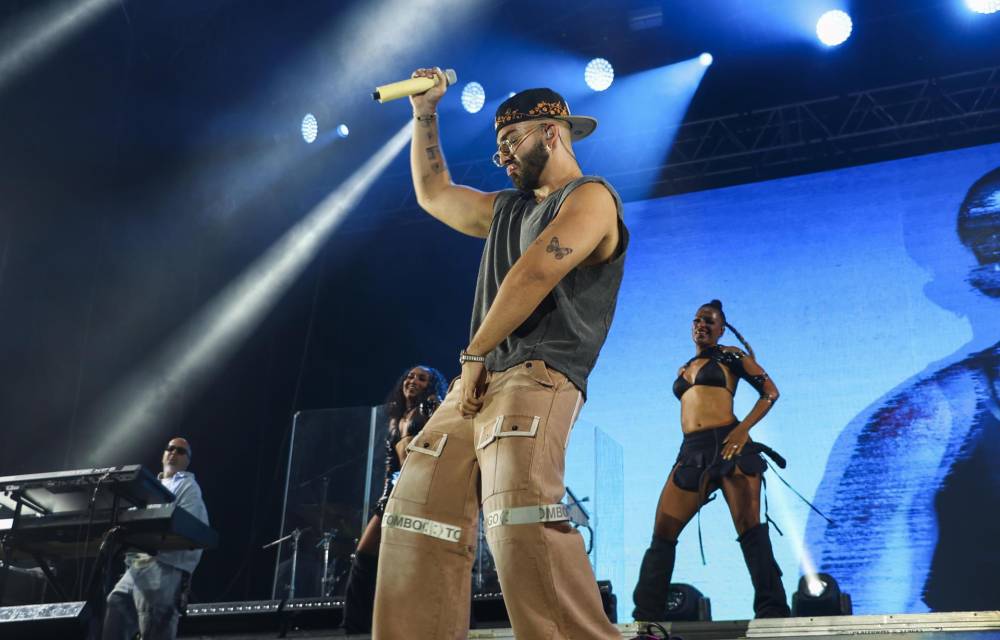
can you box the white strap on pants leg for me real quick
[484,503,571,529]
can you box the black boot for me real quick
[632,535,677,621]
[738,523,790,618]
[342,551,378,633]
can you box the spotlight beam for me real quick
[0,0,117,94]
[90,122,413,460]
[766,474,823,594]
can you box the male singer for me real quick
[372,68,628,639]
[103,437,209,640]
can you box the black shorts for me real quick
[671,421,770,502]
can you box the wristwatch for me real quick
[459,350,486,365]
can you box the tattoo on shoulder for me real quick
[545,236,573,260]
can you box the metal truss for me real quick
[648,64,1000,196]
[361,65,1000,216]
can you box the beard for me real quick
[510,139,549,191]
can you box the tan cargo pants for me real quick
[372,360,619,640]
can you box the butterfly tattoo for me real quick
[545,236,573,260]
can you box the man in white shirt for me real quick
[102,437,209,640]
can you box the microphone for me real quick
[373,69,458,103]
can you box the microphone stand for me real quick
[315,528,339,597]
[263,528,309,600]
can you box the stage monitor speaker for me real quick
[471,580,617,628]
[0,601,91,639]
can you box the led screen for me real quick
[579,142,1000,620]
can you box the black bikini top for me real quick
[672,345,768,400]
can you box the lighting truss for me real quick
[362,65,1000,212]
[647,64,1000,197]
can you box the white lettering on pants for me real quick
[382,513,463,542]
[484,503,571,528]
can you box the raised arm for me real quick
[410,67,497,238]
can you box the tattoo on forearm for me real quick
[424,146,444,174]
[545,236,573,260]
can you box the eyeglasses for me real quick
[491,124,545,167]
[165,445,189,456]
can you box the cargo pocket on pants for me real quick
[477,414,540,497]
[391,431,448,505]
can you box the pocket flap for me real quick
[477,414,540,450]
[496,415,540,438]
[406,432,448,458]
[477,415,503,450]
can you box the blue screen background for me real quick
[577,142,1000,620]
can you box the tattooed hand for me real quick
[410,67,447,116]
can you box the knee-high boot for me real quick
[342,551,378,633]
[632,535,677,621]
[738,523,790,618]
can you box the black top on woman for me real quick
[375,366,448,515]
[632,300,791,622]
[342,364,447,633]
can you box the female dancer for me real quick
[632,300,790,621]
[342,364,448,633]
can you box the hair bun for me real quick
[709,299,723,310]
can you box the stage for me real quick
[172,611,1000,639]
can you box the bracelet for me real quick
[415,113,438,122]
[459,350,486,365]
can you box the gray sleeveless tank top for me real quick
[470,176,628,397]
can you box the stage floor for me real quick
[174,611,1000,640]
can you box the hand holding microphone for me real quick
[372,67,457,109]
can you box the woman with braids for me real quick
[342,365,448,633]
[632,300,790,621]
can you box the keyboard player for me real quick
[103,437,209,640]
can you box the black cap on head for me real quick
[494,88,597,141]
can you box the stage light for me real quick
[699,52,714,67]
[816,10,853,46]
[580,55,709,198]
[792,572,853,616]
[336,124,350,138]
[461,81,486,114]
[89,122,414,460]
[0,0,117,94]
[663,583,712,621]
[585,58,615,92]
[301,114,318,144]
[965,0,1000,13]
